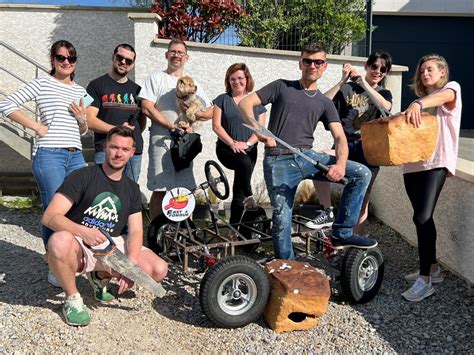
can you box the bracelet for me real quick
[414,99,423,110]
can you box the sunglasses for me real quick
[115,54,134,65]
[54,54,77,64]
[369,64,388,74]
[301,58,327,68]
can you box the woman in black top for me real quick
[311,51,393,234]
[212,63,266,225]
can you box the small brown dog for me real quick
[176,76,203,128]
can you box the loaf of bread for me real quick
[360,112,439,166]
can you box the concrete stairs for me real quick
[0,131,96,197]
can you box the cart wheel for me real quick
[237,207,270,253]
[147,214,195,257]
[340,247,384,303]
[204,160,230,200]
[199,255,270,328]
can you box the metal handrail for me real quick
[0,41,50,147]
[0,66,29,85]
[0,116,36,139]
[0,41,49,74]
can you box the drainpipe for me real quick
[366,0,373,56]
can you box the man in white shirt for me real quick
[139,39,213,221]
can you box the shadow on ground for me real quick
[347,217,473,353]
[0,205,42,240]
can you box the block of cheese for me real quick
[360,112,439,166]
[263,259,330,333]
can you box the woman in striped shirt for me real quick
[0,40,89,247]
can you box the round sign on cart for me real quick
[161,187,196,222]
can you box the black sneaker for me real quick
[304,207,335,229]
[331,234,378,249]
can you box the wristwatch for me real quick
[246,141,253,147]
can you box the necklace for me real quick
[299,81,318,98]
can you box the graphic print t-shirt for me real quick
[57,165,141,237]
[333,82,392,137]
[87,74,143,154]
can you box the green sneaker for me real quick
[63,293,91,326]
[86,271,115,303]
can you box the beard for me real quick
[112,65,128,79]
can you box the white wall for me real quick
[373,0,474,16]
[371,167,474,284]
[0,5,406,202]
[130,14,405,202]
[0,4,138,94]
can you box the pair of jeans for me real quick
[94,152,142,182]
[216,141,257,224]
[32,147,86,247]
[263,149,371,259]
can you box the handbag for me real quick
[170,129,203,172]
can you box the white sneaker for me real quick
[48,270,61,288]
[405,266,444,283]
[402,278,435,302]
[243,196,258,211]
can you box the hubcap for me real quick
[357,254,379,291]
[217,273,257,316]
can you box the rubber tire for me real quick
[199,255,270,328]
[237,207,270,253]
[147,214,196,256]
[340,247,384,304]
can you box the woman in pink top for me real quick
[401,54,462,302]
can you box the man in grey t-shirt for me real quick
[239,42,377,260]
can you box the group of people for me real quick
[0,37,462,326]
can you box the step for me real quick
[0,172,37,197]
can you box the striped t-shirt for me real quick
[0,76,87,155]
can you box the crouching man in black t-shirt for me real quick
[41,126,168,326]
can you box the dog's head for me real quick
[176,76,197,99]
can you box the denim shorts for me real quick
[345,140,380,173]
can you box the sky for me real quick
[1,0,139,6]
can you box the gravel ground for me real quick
[0,204,472,353]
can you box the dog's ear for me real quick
[177,79,184,92]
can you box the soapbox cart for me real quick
[147,161,384,328]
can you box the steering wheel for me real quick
[204,160,230,200]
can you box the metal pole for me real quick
[366,0,373,56]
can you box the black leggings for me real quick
[216,140,257,224]
[403,168,448,276]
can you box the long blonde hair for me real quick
[410,54,450,97]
